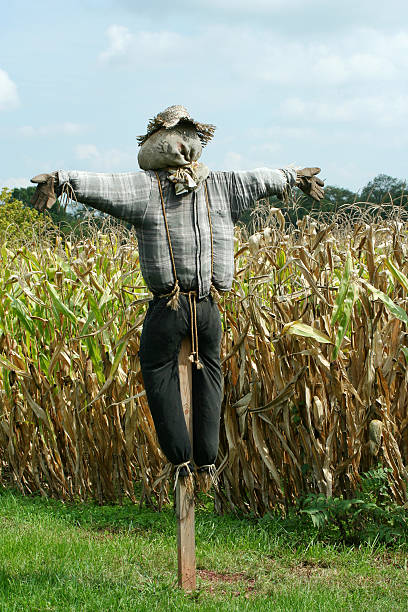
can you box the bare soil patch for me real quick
[197,569,257,597]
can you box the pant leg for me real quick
[192,297,223,466]
[139,297,191,465]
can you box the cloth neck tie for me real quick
[167,162,210,195]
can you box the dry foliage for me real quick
[1,204,408,513]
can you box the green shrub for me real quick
[300,466,408,546]
[0,188,53,245]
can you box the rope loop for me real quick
[173,461,194,494]
[155,173,217,369]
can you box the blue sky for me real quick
[1,0,407,192]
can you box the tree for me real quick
[360,174,408,207]
[320,185,357,211]
[288,185,357,220]
[0,188,53,245]
[12,186,84,231]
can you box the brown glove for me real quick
[30,172,58,211]
[296,167,324,201]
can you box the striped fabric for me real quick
[58,167,297,298]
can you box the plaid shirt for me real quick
[58,167,297,298]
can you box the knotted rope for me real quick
[196,464,219,492]
[173,461,194,497]
[155,173,219,368]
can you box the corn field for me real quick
[1,201,408,513]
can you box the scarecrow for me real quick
[31,105,324,483]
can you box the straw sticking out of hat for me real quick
[137,105,216,147]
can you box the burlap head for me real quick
[138,123,203,170]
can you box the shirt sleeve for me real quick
[212,167,298,222]
[57,170,153,227]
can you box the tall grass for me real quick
[1,201,408,513]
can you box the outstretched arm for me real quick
[211,166,324,221]
[233,167,297,214]
[31,170,153,227]
[211,167,295,222]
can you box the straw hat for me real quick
[137,105,216,147]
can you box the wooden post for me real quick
[176,337,196,591]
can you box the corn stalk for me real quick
[1,210,408,512]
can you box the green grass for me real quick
[0,489,407,611]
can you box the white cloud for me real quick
[313,50,397,85]
[309,29,408,85]
[75,144,99,159]
[221,147,285,171]
[99,25,183,63]
[234,32,407,86]
[18,123,84,137]
[282,94,408,125]
[192,0,322,11]
[0,177,31,188]
[222,152,246,170]
[74,144,136,170]
[99,25,133,61]
[98,23,408,93]
[0,69,19,111]
[252,126,317,141]
[126,0,328,20]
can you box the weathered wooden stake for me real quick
[176,337,196,591]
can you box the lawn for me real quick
[0,489,407,611]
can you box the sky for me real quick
[1,0,407,192]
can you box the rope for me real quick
[204,182,213,279]
[155,172,180,310]
[204,182,221,304]
[155,172,217,368]
[173,461,194,492]
[196,463,219,492]
[60,181,78,212]
[187,291,202,369]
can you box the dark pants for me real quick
[139,294,222,466]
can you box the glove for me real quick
[30,172,58,211]
[296,167,324,201]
